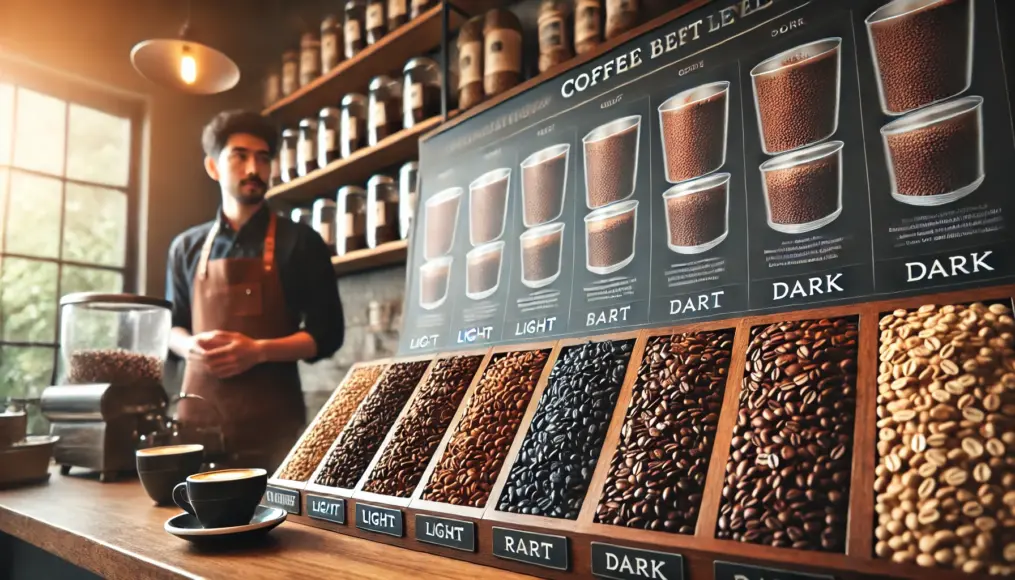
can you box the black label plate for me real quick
[262,485,301,515]
[492,527,569,571]
[714,561,834,580]
[354,503,403,537]
[306,494,345,525]
[415,514,476,552]
[591,542,684,580]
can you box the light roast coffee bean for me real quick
[312,361,429,489]
[362,355,482,497]
[596,330,733,534]
[277,364,385,481]
[874,302,1015,575]
[716,317,858,553]
[497,340,632,519]
[422,349,550,507]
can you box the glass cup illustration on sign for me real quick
[424,187,462,260]
[584,199,638,274]
[583,115,641,209]
[520,222,565,289]
[663,172,730,254]
[420,257,452,310]
[881,95,984,206]
[658,81,730,184]
[469,168,511,246]
[760,140,844,234]
[751,38,842,155]
[466,241,505,300]
[521,143,570,227]
[866,0,974,116]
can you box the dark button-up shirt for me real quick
[166,205,344,362]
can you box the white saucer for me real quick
[165,505,286,544]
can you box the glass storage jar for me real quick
[368,75,403,145]
[484,8,523,98]
[538,0,572,73]
[340,93,368,158]
[388,0,408,29]
[281,49,299,96]
[280,129,298,183]
[403,57,442,128]
[367,175,399,248]
[366,0,387,45]
[58,293,172,389]
[318,107,341,166]
[344,0,367,59]
[574,0,602,54]
[300,32,322,87]
[297,118,319,177]
[264,67,281,108]
[337,185,368,255]
[605,0,638,40]
[457,16,484,111]
[313,198,338,253]
[399,161,419,240]
[410,0,437,18]
[270,156,281,188]
[321,14,343,72]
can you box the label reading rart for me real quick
[492,527,569,571]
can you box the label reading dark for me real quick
[262,485,300,515]
[714,561,834,580]
[492,527,569,571]
[306,494,345,524]
[591,542,684,580]
[354,503,403,537]
[415,514,476,552]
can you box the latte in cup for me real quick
[136,444,204,457]
[190,468,265,482]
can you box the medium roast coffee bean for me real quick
[874,302,1015,576]
[497,339,632,519]
[312,361,429,489]
[422,349,550,507]
[716,318,858,553]
[67,349,163,389]
[277,364,385,481]
[362,355,482,497]
[596,330,733,534]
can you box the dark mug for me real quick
[172,468,267,529]
[136,444,205,506]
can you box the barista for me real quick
[166,110,344,471]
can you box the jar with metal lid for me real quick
[270,157,281,187]
[264,67,281,108]
[457,16,484,111]
[312,198,338,253]
[538,1,572,73]
[321,14,343,73]
[367,175,399,248]
[605,0,637,40]
[366,0,387,45]
[337,186,367,255]
[368,75,403,145]
[344,0,367,59]
[398,161,419,240]
[300,32,322,87]
[280,129,298,183]
[574,0,602,54]
[318,107,340,166]
[484,9,523,98]
[291,207,312,226]
[387,0,408,29]
[340,93,368,158]
[410,0,436,18]
[403,57,441,128]
[281,49,299,96]
[297,118,319,177]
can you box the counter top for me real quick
[0,468,534,580]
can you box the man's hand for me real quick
[184,331,231,363]
[200,331,265,379]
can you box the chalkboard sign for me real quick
[262,486,301,515]
[714,560,834,580]
[591,542,684,580]
[401,0,1015,354]
[355,503,403,537]
[415,514,476,552]
[306,494,345,524]
[492,527,569,571]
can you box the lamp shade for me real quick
[130,38,240,95]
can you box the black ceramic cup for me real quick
[172,468,267,529]
[136,444,204,506]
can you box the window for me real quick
[0,59,143,434]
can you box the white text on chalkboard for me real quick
[773,274,843,301]
[457,326,493,343]
[587,305,632,327]
[605,552,668,579]
[410,334,440,349]
[515,317,557,336]
[504,536,555,560]
[906,251,993,282]
[670,291,724,315]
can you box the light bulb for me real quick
[180,49,197,85]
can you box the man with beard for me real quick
[166,110,344,471]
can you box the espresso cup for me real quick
[136,444,204,506]
[172,468,267,529]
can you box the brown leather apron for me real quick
[179,212,305,472]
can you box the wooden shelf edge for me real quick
[332,240,409,276]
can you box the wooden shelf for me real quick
[331,240,409,275]
[262,5,464,126]
[266,115,443,205]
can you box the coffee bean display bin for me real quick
[260,284,1015,579]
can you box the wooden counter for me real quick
[0,468,534,580]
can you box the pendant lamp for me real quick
[130,0,240,95]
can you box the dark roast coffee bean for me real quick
[596,330,733,534]
[362,355,483,498]
[716,318,858,553]
[497,340,633,519]
[67,349,163,389]
[422,349,550,507]
[312,361,429,489]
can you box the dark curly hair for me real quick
[201,109,278,159]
